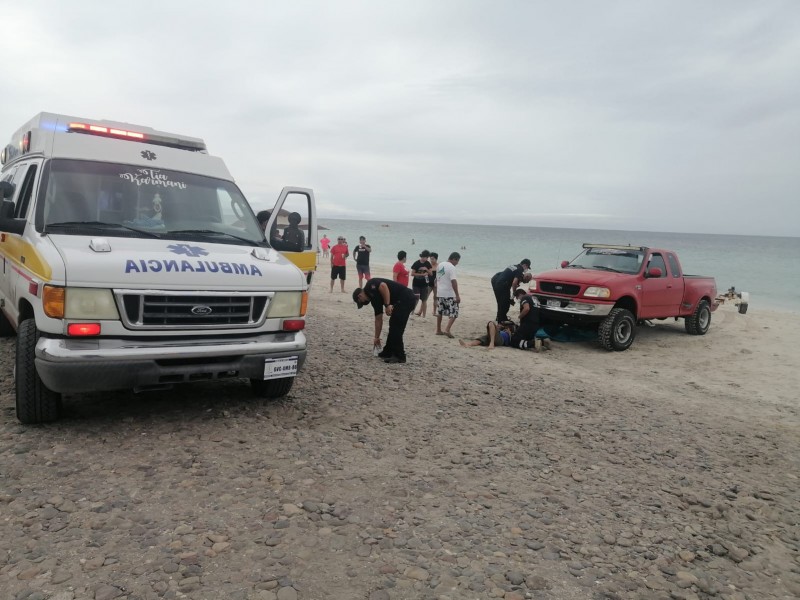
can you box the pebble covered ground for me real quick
[0,295,798,599]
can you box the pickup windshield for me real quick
[38,159,265,245]
[568,248,644,274]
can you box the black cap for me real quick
[353,288,364,308]
[520,258,531,267]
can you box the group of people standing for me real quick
[321,233,373,293]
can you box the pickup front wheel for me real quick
[599,308,636,351]
[685,300,711,335]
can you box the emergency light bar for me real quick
[68,122,145,140]
[66,121,207,152]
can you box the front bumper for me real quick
[532,295,615,321]
[35,331,307,393]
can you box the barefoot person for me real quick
[459,320,516,349]
[411,250,432,316]
[329,236,349,293]
[353,278,417,364]
[435,252,461,338]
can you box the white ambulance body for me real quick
[0,112,317,423]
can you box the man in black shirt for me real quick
[491,259,532,322]
[352,236,372,287]
[353,278,417,364]
[410,250,432,317]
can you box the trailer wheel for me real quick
[738,302,748,315]
[685,300,711,335]
[16,319,61,424]
[251,377,294,399]
[598,308,636,351]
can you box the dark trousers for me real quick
[493,283,512,322]
[511,313,541,349]
[385,293,415,359]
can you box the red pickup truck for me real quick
[529,244,719,351]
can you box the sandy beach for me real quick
[1,260,798,599]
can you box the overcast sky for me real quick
[2,1,798,236]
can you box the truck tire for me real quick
[16,319,61,424]
[685,300,711,335]
[598,308,636,351]
[251,377,294,399]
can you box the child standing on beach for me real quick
[393,251,410,287]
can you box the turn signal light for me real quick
[67,323,101,336]
[300,291,308,316]
[43,285,65,318]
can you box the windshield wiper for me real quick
[591,265,621,273]
[168,229,261,246]
[565,264,584,269]
[46,221,162,238]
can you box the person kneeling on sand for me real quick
[510,288,551,351]
[459,321,517,350]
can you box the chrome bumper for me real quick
[34,331,307,393]
[534,296,614,318]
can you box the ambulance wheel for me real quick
[0,310,13,337]
[598,308,636,351]
[16,319,61,424]
[251,377,294,399]
[685,300,711,335]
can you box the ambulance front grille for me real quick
[114,290,270,330]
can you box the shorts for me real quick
[476,329,510,347]
[330,265,346,280]
[413,285,430,301]
[437,297,459,318]
[356,264,370,276]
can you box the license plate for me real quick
[546,299,561,308]
[263,357,298,380]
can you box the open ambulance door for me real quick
[267,187,318,283]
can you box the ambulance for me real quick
[0,112,317,423]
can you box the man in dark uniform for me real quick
[510,288,550,351]
[491,259,532,322]
[353,278,417,364]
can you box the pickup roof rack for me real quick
[582,243,648,252]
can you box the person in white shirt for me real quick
[435,252,461,338]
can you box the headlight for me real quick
[528,280,537,291]
[66,288,120,319]
[266,292,303,318]
[584,286,611,298]
[43,286,120,319]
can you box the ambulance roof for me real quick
[2,112,233,181]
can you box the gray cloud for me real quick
[2,0,797,236]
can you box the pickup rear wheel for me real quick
[16,319,61,424]
[685,300,711,335]
[599,308,636,351]
[251,377,294,399]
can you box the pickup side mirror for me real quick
[560,260,569,268]
[0,181,14,199]
[0,200,26,235]
[647,267,663,278]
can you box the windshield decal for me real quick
[119,168,187,189]
[125,259,263,277]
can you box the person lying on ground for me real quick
[459,320,517,350]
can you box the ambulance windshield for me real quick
[39,159,264,244]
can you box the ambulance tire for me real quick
[16,319,61,424]
[250,376,294,399]
[0,310,13,337]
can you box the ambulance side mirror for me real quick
[0,200,26,235]
[0,181,14,199]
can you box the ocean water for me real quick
[320,218,800,313]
